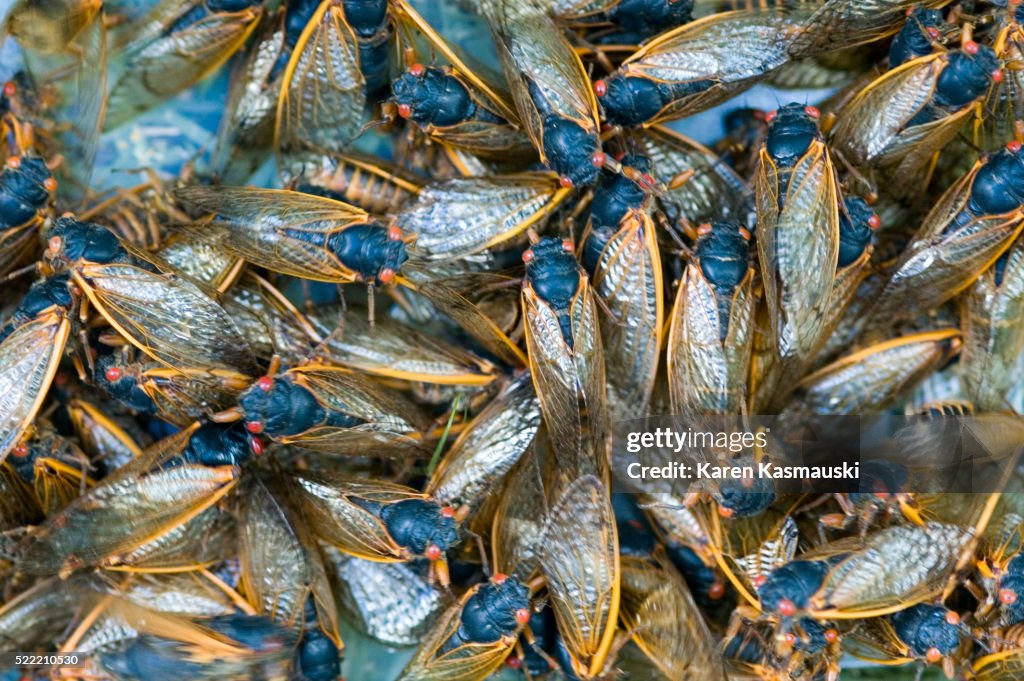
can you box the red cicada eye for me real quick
[1001,588,1018,605]
[562,239,575,254]
[963,41,980,55]
[926,27,940,40]
[378,268,396,285]
[2,82,15,97]
[752,574,767,588]
[397,103,412,119]
[697,223,713,236]
[388,225,404,241]
[558,176,574,189]
[783,633,797,646]
[48,236,62,253]
[250,437,265,456]
[12,443,29,458]
[945,611,960,625]
[409,63,425,77]
[425,544,442,560]
[593,79,607,97]
[257,376,273,392]
[824,628,839,643]
[925,647,942,664]
[738,227,752,240]
[492,572,508,584]
[245,421,264,434]
[515,608,531,624]
[777,598,796,617]
[708,582,725,600]
[440,506,456,518]
[1007,140,1022,153]
[506,657,521,670]
[765,109,778,124]
[6,156,21,169]
[993,69,1005,84]
[804,105,820,119]
[43,177,58,192]
[105,367,123,382]
[522,249,534,263]
[591,151,607,168]
[718,505,734,519]
[868,214,881,229]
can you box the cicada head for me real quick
[837,196,877,267]
[391,66,477,128]
[757,560,830,619]
[43,216,128,266]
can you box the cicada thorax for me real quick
[960,237,1024,411]
[580,155,663,421]
[104,0,265,130]
[594,7,810,128]
[491,2,604,189]
[396,572,532,681]
[753,103,840,411]
[668,221,755,418]
[234,363,429,457]
[831,43,1003,200]
[390,61,534,160]
[0,275,75,465]
[865,143,1024,328]
[0,117,58,277]
[398,172,571,261]
[522,236,610,483]
[93,349,250,428]
[781,329,961,416]
[282,149,424,215]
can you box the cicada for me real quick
[753,102,840,410]
[221,360,429,457]
[17,424,240,577]
[174,185,410,286]
[398,172,571,260]
[595,7,811,127]
[982,3,1024,150]
[783,329,961,416]
[213,0,391,179]
[788,0,950,58]
[490,0,605,188]
[104,1,264,129]
[389,0,533,160]
[522,236,609,482]
[888,7,950,69]
[289,470,460,584]
[830,39,1003,199]
[0,114,58,278]
[68,597,297,681]
[395,572,532,681]
[94,349,251,427]
[0,275,73,465]
[538,474,620,679]
[551,0,695,45]
[845,603,966,679]
[236,473,343,665]
[42,216,259,376]
[581,164,662,421]
[618,554,727,680]
[866,143,1024,326]
[667,222,755,418]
